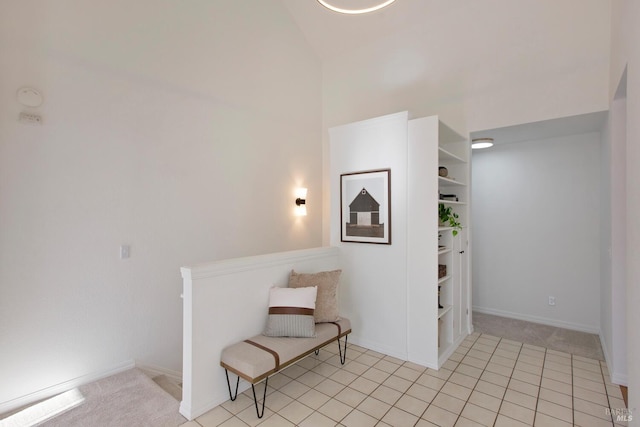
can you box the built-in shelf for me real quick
[438,200,467,206]
[437,141,467,366]
[408,116,470,370]
[438,305,452,318]
[438,147,466,163]
[438,176,466,186]
[438,339,453,358]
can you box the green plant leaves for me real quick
[438,203,462,235]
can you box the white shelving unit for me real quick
[437,136,470,364]
[407,115,471,369]
[438,305,453,318]
[438,176,466,186]
[438,146,465,163]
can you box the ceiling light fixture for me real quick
[471,138,494,149]
[316,0,397,14]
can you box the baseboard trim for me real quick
[473,306,600,334]
[180,385,249,420]
[599,333,612,375]
[438,333,467,368]
[348,335,408,362]
[178,392,235,421]
[611,372,628,386]
[598,334,629,387]
[0,359,135,416]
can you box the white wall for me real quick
[329,112,409,359]
[600,89,628,385]
[609,0,640,415]
[0,0,322,410]
[406,116,440,368]
[472,133,602,333]
[600,115,614,374]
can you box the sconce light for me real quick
[295,188,307,216]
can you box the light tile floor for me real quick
[182,332,628,426]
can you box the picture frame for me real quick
[340,169,391,244]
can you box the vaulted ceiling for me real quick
[281,0,610,142]
[280,0,450,61]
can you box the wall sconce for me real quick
[295,188,307,216]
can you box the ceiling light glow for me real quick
[471,138,494,149]
[316,0,397,14]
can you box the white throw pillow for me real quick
[263,286,317,338]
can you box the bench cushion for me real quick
[221,318,351,383]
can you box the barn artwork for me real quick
[340,169,391,244]
[347,188,383,237]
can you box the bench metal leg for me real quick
[225,369,269,419]
[251,377,268,418]
[338,335,348,365]
[225,369,240,401]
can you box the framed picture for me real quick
[340,169,391,244]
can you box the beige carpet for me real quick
[473,311,605,360]
[5,368,186,427]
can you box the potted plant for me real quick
[438,203,462,236]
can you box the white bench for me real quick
[220,318,351,418]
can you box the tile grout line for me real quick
[492,336,524,426]
[385,333,484,426]
[302,342,365,425]
[441,332,501,426]
[533,345,579,426]
[286,344,408,426]
[568,355,615,427]
[202,336,612,427]
[232,344,352,426]
[571,353,575,427]
[364,339,476,426]
[437,332,482,426]
[531,346,548,426]
[347,348,408,425]
[333,347,396,425]
[389,331,482,426]
[599,358,616,426]
[571,354,617,427]
[510,343,581,426]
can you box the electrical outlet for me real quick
[120,245,130,259]
[548,296,556,306]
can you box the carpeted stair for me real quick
[1,369,186,427]
[151,374,182,402]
